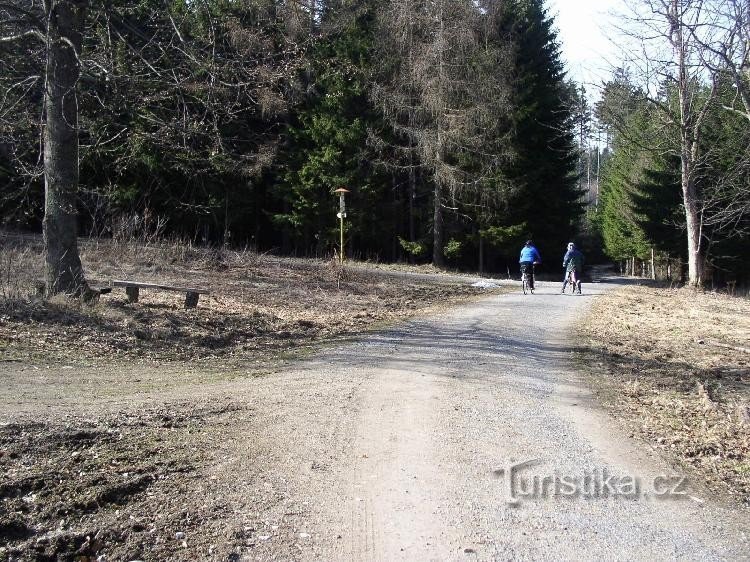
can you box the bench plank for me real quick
[111,279,210,309]
[36,280,112,296]
[111,280,210,294]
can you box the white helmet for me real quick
[567,242,575,250]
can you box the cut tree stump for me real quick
[111,280,210,309]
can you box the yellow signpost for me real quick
[333,188,350,264]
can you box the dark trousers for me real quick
[520,262,535,289]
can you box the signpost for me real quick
[333,188,350,264]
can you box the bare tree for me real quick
[690,0,750,121]
[686,0,750,241]
[372,0,512,267]
[2,0,92,297]
[615,0,720,286]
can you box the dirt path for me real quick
[2,278,748,560]
[208,278,747,560]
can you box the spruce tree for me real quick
[595,69,652,271]
[496,0,582,264]
[273,8,387,256]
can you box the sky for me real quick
[546,0,622,93]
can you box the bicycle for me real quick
[521,262,538,295]
[565,269,581,294]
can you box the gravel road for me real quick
[3,277,747,560]
[214,278,748,561]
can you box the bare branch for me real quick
[0,28,44,43]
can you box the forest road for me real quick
[218,277,748,561]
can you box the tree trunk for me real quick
[478,232,484,276]
[680,85,704,286]
[586,146,591,198]
[223,188,230,247]
[43,0,90,298]
[673,0,705,287]
[432,0,446,269]
[409,166,416,243]
[391,171,398,262]
[432,181,445,268]
[651,246,656,280]
[408,148,416,263]
[682,168,704,286]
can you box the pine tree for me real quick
[493,0,582,265]
[272,7,385,256]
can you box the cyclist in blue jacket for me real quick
[519,240,542,291]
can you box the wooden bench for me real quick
[111,280,210,309]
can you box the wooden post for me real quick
[185,292,199,309]
[125,286,139,303]
[339,212,344,265]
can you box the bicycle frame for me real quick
[521,263,536,295]
[566,269,580,293]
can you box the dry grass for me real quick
[0,235,494,561]
[579,284,750,506]
[0,234,486,363]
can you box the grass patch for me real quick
[578,284,750,506]
[0,234,488,363]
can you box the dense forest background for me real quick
[1,0,748,284]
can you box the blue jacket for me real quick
[519,245,542,264]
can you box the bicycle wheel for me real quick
[522,274,528,295]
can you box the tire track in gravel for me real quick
[229,279,748,561]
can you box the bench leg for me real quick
[126,286,139,303]
[185,292,199,309]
